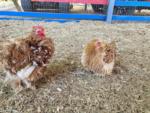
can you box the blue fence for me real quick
[107,1,150,23]
[0,0,150,23]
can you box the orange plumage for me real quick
[81,39,116,75]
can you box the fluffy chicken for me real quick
[81,39,116,75]
[4,25,55,90]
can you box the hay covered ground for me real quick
[0,20,150,113]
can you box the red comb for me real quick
[33,25,45,39]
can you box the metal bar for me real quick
[0,17,80,23]
[112,15,150,22]
[32,0,108,4]
[84,4,87,11]
[1,8,150,22]
[115,1,150,7]
[0,11,106,20]
[106,0,115,23]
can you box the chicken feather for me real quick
[4,25,55,90]
[81,39,116,75]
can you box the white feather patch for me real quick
[16,61,38,80]
[4,70,18,83]
[102,60,114,75]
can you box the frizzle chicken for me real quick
[4,25,55,90]
[81,39,116,75]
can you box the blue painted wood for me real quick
[0,17,80,23]
[112,15,150,22]
[106,0,116,23]
[1,1,150,23]
[115,1,150,7]
[0,11,106,20]
[1,14,150,22]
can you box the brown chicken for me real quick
[4,25,55,90]
[81,39,116,75]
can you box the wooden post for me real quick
[12,0,22,11]
[106,0,115,23]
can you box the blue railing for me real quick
[115,1,150,7]
[107,0,150,23]
[0,1,150,23]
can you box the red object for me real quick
[33,25,46,40]
[32,0,108,5]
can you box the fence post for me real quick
[106,0,116,23]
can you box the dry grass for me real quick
[0,20,150,113]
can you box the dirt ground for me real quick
[0,20,150,113]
